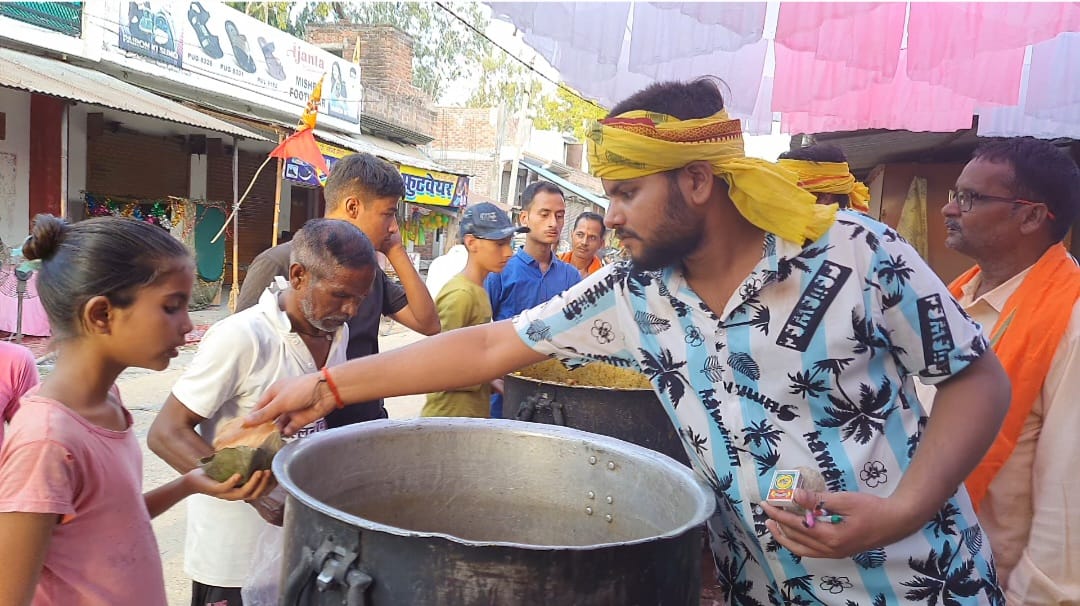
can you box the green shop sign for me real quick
[1,2,83,37]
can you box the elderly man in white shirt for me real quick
[147,218,377,606]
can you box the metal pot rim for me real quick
[273,418,715,551]
[504,372,654,393]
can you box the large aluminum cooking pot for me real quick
[504,366,691,467]
[274,418,714,605]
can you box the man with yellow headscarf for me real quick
[245,78,1011,605]
[779,144,872,213]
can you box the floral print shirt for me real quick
[512,212,1003,605]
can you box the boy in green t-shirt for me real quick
[422,203,528,417]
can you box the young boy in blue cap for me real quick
[422,203,528,418]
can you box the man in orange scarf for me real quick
[922,138,1080,605]
[558,211,606,277]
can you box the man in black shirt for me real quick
[236,153,440,426]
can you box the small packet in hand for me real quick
[766,469,802,510]
[199,418,285,483]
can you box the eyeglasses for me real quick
[948,189,1056,220]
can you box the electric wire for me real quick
[433,1,609,113]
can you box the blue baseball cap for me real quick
[459,202,529,240]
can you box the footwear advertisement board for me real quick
[114,0,361,124]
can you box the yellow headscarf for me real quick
[777,159,872,213]
[587,110,835,244]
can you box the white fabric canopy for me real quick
[488,2,1080,138]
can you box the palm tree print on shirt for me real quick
[902,542,985,605]
[742,419,783,476]
[820,376,898,445]
[638,348,689,407]
[902,505,1005,605]
[776,244,833,283]
[848,310,908,364]
[681,425,709,459]
[723,301,772,335]
[788,357,854,400]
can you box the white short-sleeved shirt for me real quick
[425,244,468,298]
[173,285,348,587]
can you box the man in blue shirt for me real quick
[485,181,581,416]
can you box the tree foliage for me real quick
[466,48,542,115]
[341,1,489,100]
[222,2,318,35]
[226,2,607,138]
[225,2,487,100]
[466,44,605,140]
[533,85,607,140]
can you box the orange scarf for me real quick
[558,251,603,277]
[948,243,1080,508]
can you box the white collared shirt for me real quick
[173,285,348,586]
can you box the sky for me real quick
[461,4,793,162]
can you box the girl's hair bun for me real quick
[22,214,68,261]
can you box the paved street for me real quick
[114,304,426,605]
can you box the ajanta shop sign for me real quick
[285,145,468,208]
[112,0,361,125]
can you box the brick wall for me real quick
[430,107,498,153]
[429,108,499,200]
[436,159,495,199]
[305,24,436,136]
[566,169,603,198]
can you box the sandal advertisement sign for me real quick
[116,0,361,124]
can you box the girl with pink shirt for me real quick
[0,341,39,448]
[0,215,273,606]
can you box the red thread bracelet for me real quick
[321,367,345,409]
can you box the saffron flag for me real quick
[269,76,329,179]
[298,75,323,132]
[269,129,328,176]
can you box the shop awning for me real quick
[316,130,452,174]
[0,47,264,140]
[520,160,608,211]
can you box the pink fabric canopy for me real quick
[489,2,1080,138]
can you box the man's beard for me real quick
[620,182,704,271]
[300,293,348,333]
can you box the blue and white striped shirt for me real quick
[513,212,1002,605]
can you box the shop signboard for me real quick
[401,165,469,208]
[0,1,95,59]
[119,0,181,67]
[286,154,470,209]
[110,0,361,123]
[0,2,83,37]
